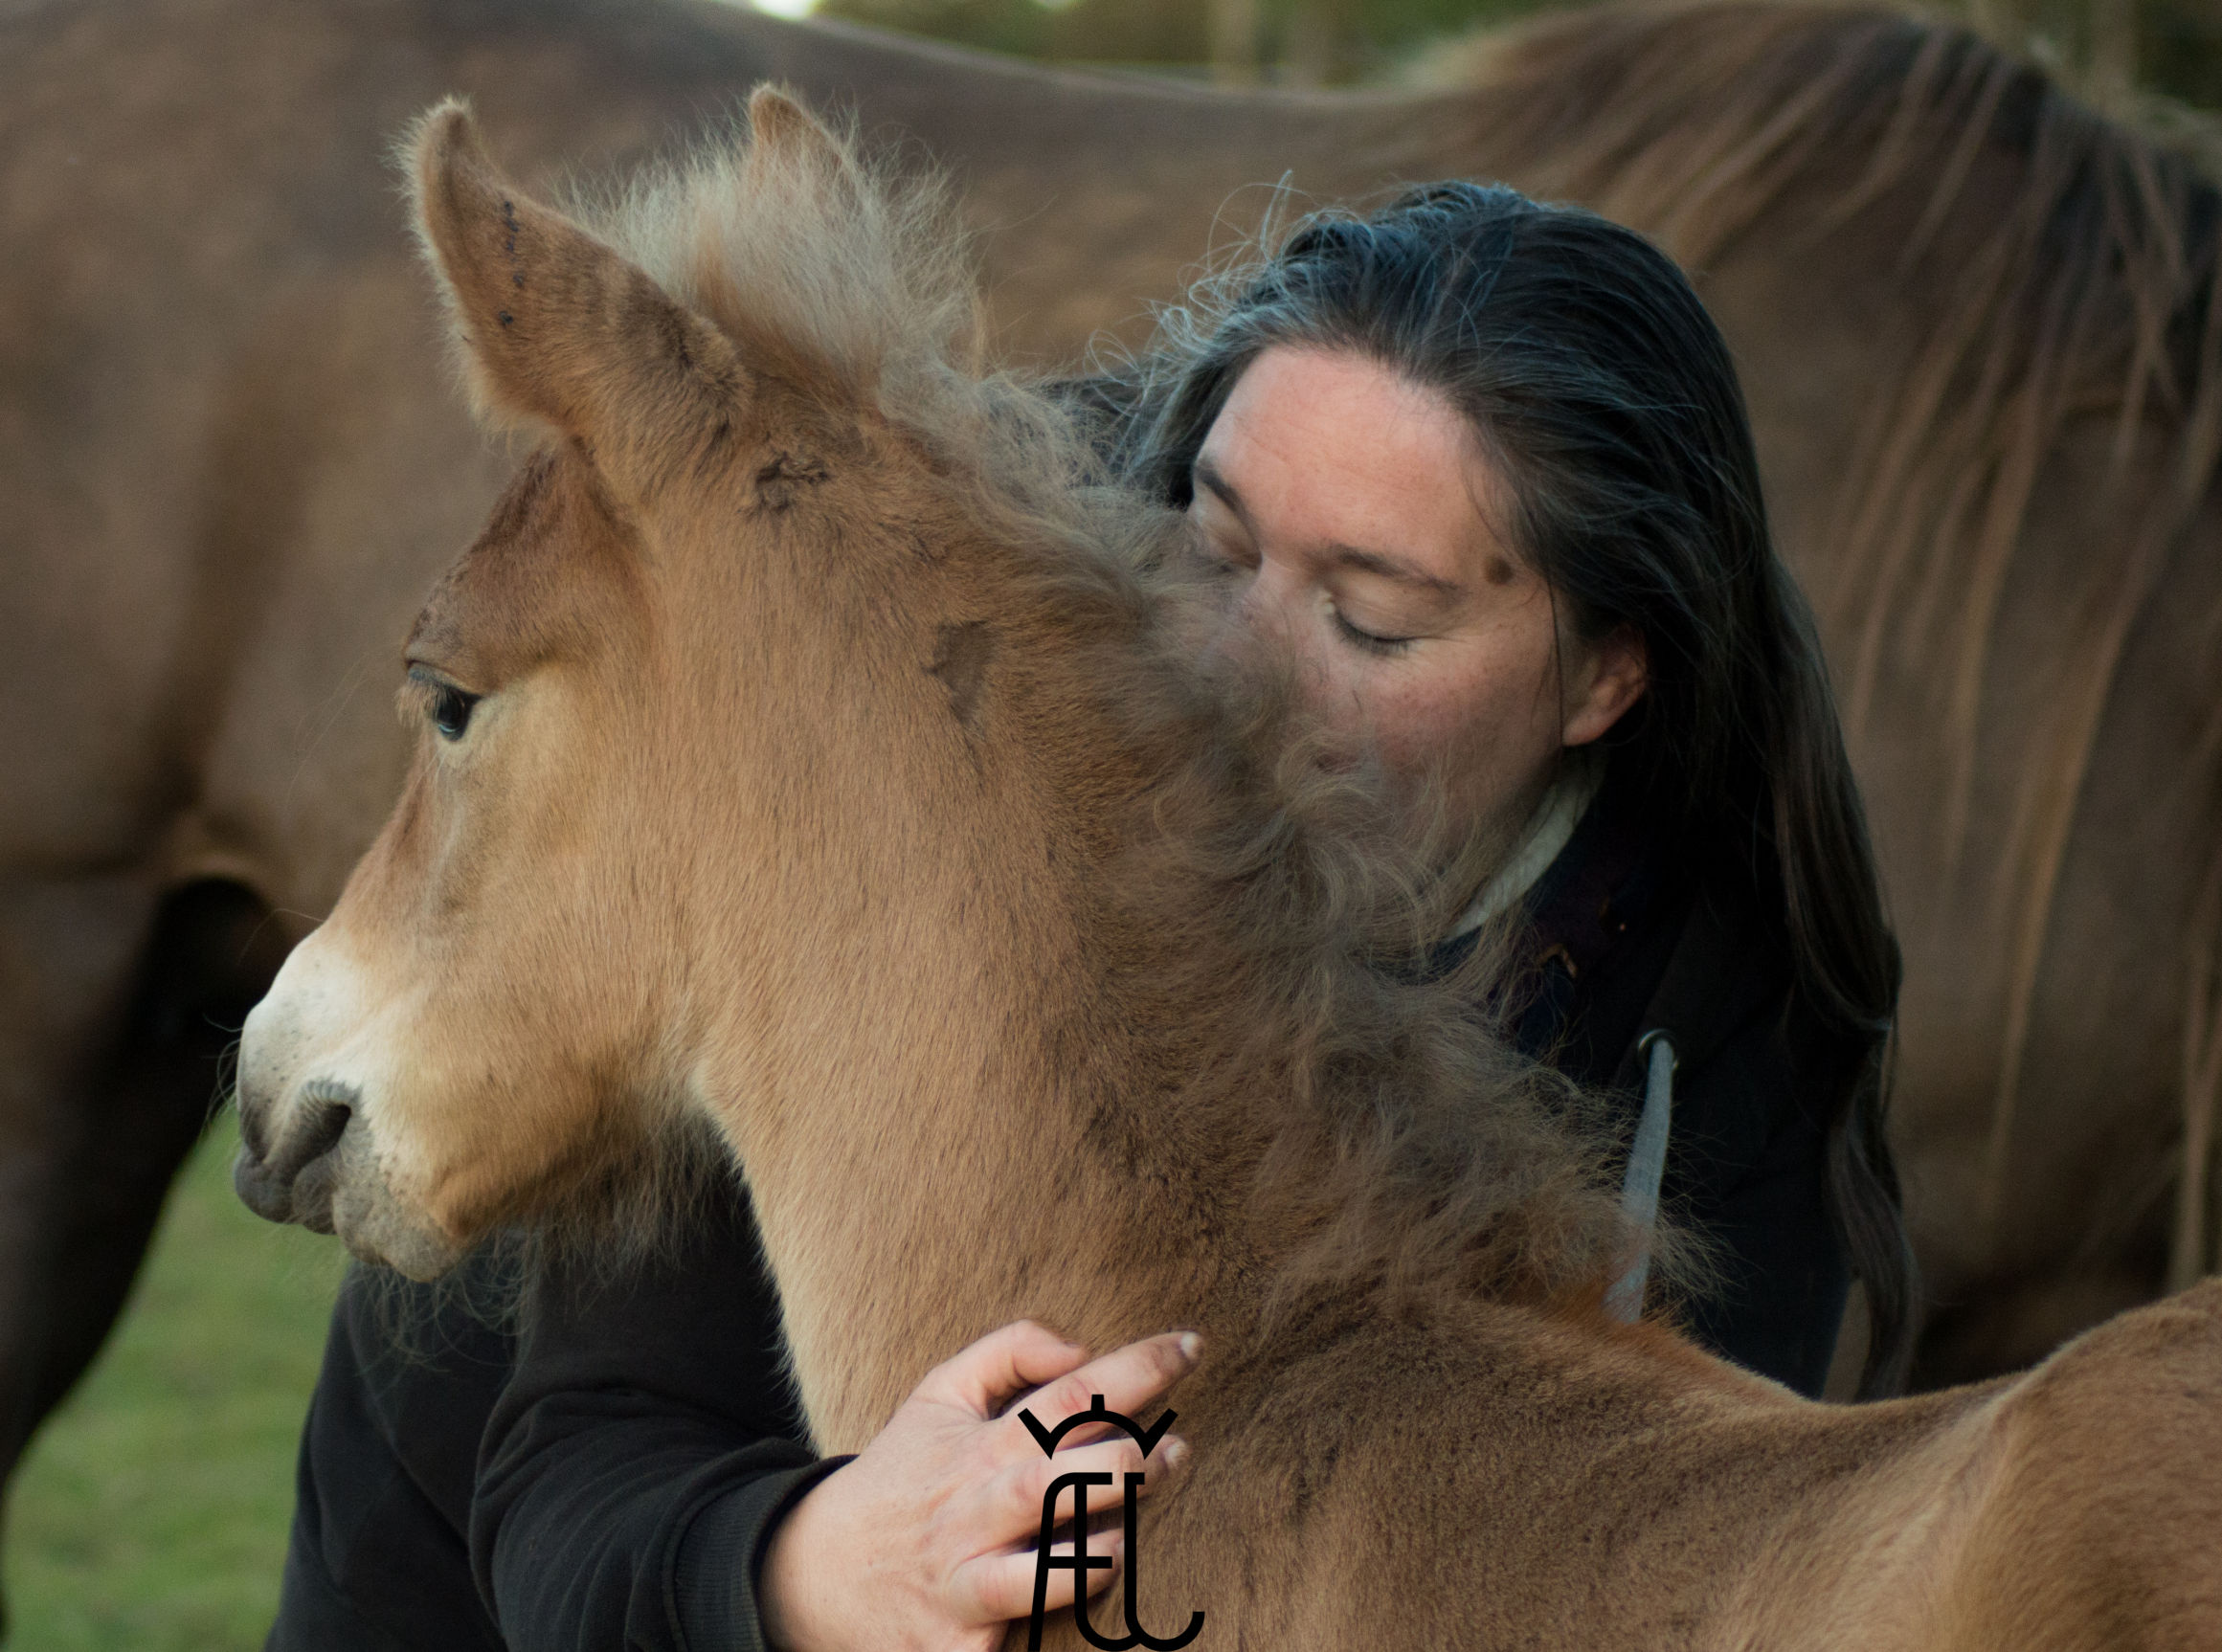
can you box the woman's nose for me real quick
[1221,569,1328,689]
[1204,580,1282,678]
[1228,562,1303,647]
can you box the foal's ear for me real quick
[747,86,849,169]
[407,100,747,487]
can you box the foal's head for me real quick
[234,94,1152,1275]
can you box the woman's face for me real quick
[1186,346,1647,852]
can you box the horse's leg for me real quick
[0,877,299,1629]
[0,877,165,1547]
[26,881,297,1433]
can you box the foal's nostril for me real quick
[275,1088,355,1182]
[233,1083,358,1225]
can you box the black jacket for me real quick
[1467,761,1852,1391]
[269,1204,835,1652]
[267,788,1855,1652]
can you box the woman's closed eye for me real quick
[1332,610,1416,656]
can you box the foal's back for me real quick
[1110,1282,2222,1651]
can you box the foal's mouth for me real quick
[234,1082,357,1232]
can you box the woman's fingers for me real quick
[917,1319,1091,1418]
[758,1324,1202,1650]
[912,1321,1203,1447]
[956,1534,1126,1624]
[987,1431,1188,1530]
[1008,1330,1201,1450]
[954,1434,1193,1626]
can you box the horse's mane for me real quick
[1431,0,2222,1204]
[554,98,1645,1318]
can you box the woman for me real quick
[1110,180,1909,1394]
[268,182,1912,1652]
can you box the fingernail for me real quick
[1163,1436,1189,1469]
[1177,1331,1202,1362]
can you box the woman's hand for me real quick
[759,1320,1200,1652]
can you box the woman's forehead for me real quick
[1200,345,1514,587]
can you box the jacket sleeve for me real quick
[471,1194,851,1652]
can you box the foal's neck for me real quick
[714,778,1246,1452]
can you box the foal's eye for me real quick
[431,685,480,741]
[409,667,482,742]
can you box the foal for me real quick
[236,95,2222,1649]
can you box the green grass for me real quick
[6,1115,348,1651]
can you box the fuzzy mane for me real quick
[560,101,1111,566]
[1432,0,2222,1209]
[557,99,1643,1316]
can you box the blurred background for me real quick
[782,0,2221,110]
[8,1,2216,1648]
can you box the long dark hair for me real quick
[1103,181,1917,1397]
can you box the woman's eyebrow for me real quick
[1327,544,1465,599]
[1191,457,1253,533]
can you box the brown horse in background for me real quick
[236,92,2222,1651]
[3,0,2219,1533]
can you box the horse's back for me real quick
[1936,1280,2222,1649]
[1128,1304,1828,1649]
[1130,1294,2222,1651]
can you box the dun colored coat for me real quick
[4,0,2219,1529]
